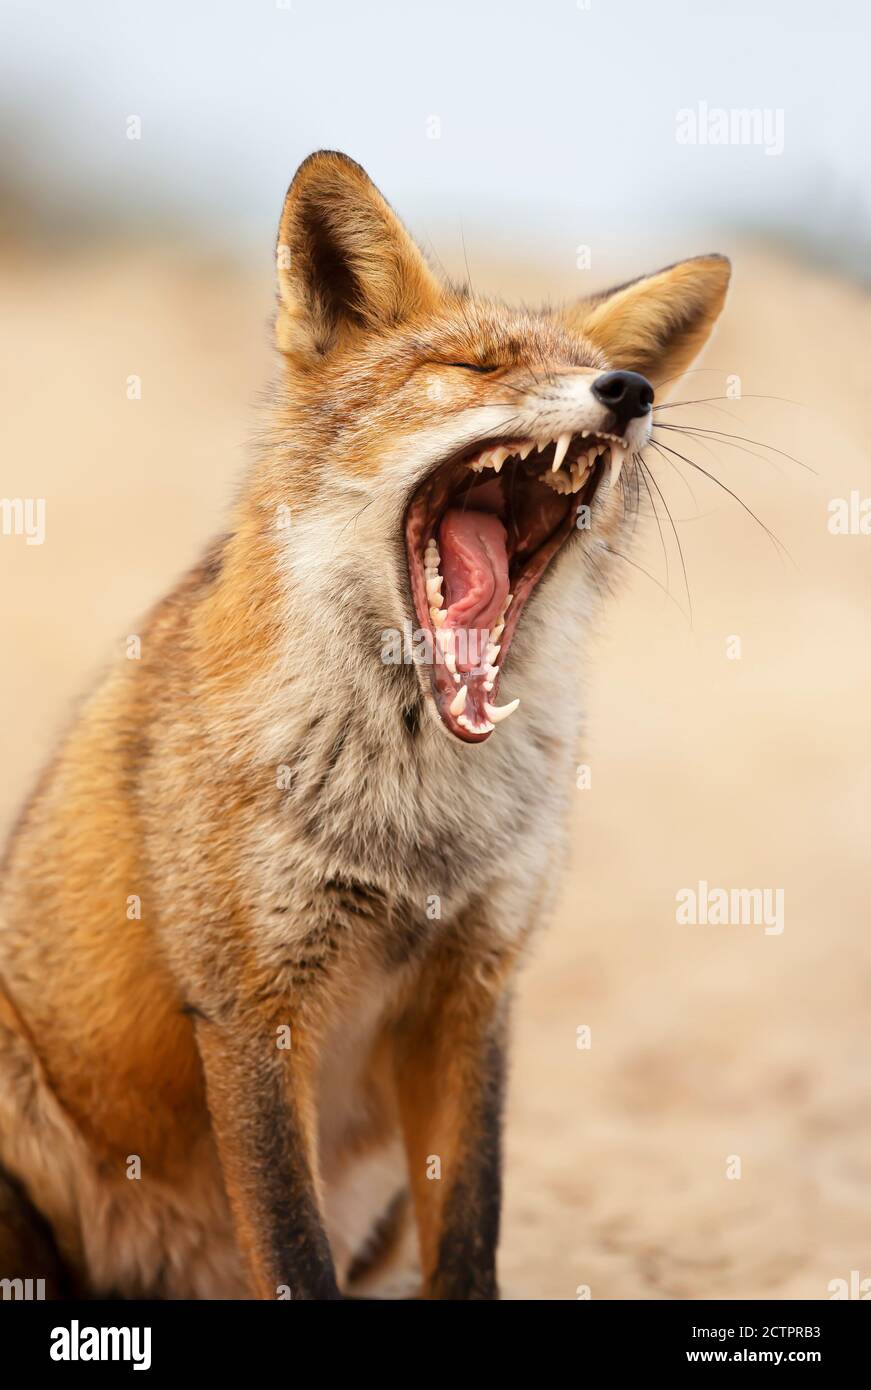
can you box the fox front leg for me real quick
[393,938,516,1300]
[194,1012,340,1301]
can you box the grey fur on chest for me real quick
[279,705,566,901]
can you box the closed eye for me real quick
[444,362,500,374]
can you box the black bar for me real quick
[0,1297,865,1374]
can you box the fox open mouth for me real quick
[404,431,626,743]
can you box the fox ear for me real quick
[570,255,731,390]
[275,151,440,359]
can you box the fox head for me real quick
[261,151,729,748]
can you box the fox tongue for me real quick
[438,508,510,674]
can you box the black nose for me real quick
[591,370,654,433]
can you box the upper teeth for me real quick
[464,432,628,495]
[551,432,572,472]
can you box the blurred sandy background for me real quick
[2,0,870,1300]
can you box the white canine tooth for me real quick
[551,432,572,472]
[609,443,625,487]
[484,697,520,724]
[449,684,468,716]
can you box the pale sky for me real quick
[2,0,868,270]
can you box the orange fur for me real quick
[0,151,729,1299]
[571,255,731,387]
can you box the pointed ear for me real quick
[567,255,731,390]
[275,150,440,360]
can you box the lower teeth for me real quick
[423,565,516,735]
[541,448,601,495]
[457,713,494,735]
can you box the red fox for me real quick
[0,152,729,1300]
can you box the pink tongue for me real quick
[438,508,510,673]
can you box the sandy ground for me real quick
[1,238,869,1300]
